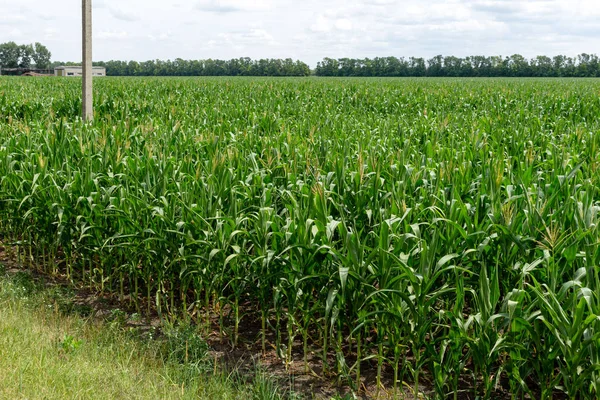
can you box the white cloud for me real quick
[195,0,241,13]
[109,6,139,22]
[98,30,129,40]
[310,15,331,32]
[334,19,353,31]
[148,31,172,42]
[0,0,597,66]
[0,14,26,25]
[44,27,57,40]
[8,28,24,38]
[311,15,354,33]
[195,0,274,13]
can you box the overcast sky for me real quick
[1,0,598,66]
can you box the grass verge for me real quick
[0,266,295,400]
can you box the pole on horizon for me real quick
[82,0,93,121]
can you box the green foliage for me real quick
[6,272,38,298]
[59,334,84,353]
[0,41,21,68]
[32,42,52,69]
[1,76,600,397]
[315,53,600,77]
[250,369,291,400]
[0,41,52,70]
[50,58,312,77]
[162,322,209,366]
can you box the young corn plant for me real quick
[2,76,600,396]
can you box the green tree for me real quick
[0,41,20,68]
[507,54,529,77]
[552,55,567,76]
[315,58,340,76]
[18,44,34,68]
[443,56,463,76]
[576,53,598,77]
[294,60,310,76]
[489,56,506,76]
[427,55,444,76]
[386,57,408,76]
[460,57,474,76]
[531,55,553,77]
[409,57,426,76]
[32,42,52,69]
[338,58,358,76]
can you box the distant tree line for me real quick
[5,42,600,78]
[315,54,600,77]
[0,41,52,69]
[52,58,311,77]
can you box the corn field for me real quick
[1,76,600,398]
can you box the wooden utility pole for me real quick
[82,0,93,121]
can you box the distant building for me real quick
[0,68,54,76]
[55,66,106,77]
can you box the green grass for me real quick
[1,76,600,398]
[0,269,291,400]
